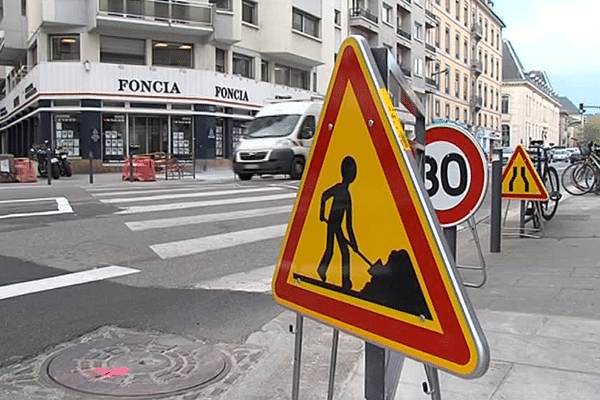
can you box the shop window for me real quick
[55,114,81,157]
[50,35,80,61]
[232,121,246,151]
[215,48,226,73]
[171,116,193,157]
[102,114,126,161]
[101,36,145,65]
[274,64,309,90]
[233,53,253,78]
[242,0,257,25]
[152,41,193,68]
[293,8,320,38]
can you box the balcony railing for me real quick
[471,23,483,40]
[349,7,378,24]
[425,43,436,53]
[6,65,29,93]
[98,0,212,26]
[425,77,438,88]
[397,27,411,41]
[425,9,438,21]
[471,59,483,75]
[470,95,482,110]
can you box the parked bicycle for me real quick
[561,139,600,195]
[527,140,561,220]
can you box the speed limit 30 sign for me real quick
[425,123,488,227]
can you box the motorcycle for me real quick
[30,141,61,179]
[56,147,72,177]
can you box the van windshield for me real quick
[245,114,301,138]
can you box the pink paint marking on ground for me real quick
[93,367,130,378]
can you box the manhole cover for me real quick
[42,329,229,398]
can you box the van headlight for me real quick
[275,138,293,147]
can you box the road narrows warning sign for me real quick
[272,36,488,378]
[502,145,549,200]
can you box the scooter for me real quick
[56,147,72,177]
[30,141,61,179]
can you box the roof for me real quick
[502,40,557,98]
[556,96,580,115]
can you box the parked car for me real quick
[567,147,583,163]
[551,148,569,162]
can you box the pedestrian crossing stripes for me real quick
[194,265,274,293]
[100,187,283,204]
[115,192,298,214]
[150,224,288,259]
[125,205,292,231]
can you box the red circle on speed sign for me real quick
[425,123,488,227]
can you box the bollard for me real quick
[490,148,502,252]
[89,152,94,184]
[47,156,51,185]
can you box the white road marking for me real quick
[116,193,298,214]
[126,205,293,231]
[150,224,288,259]
[0,197,74,219]
[194,265,275,293]
[88,183,239,196]
[0,266,140,301]
[101,187,283,204]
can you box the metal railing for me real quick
[349,7,378,24]
[6,65,29,93]
[425,9,438,21]
[425,77,438,88]
[397,27,411,40]
[425,43,436,53]
[98,0,212,26]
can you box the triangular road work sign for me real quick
[502,145,549,200]
[272,36,488,378]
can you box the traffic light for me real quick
[580,103,585,113]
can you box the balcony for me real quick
[471,59,483,76]
[470,95,482,111]
[425,43,436,54]
[97,0,213,35]
[401,66,411,78]
[349,7,379,34]
[425,77,438,90]
[471,23,483,41]
[425,8,438,23]
[397,27,411,41]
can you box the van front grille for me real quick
[239,151,268,161]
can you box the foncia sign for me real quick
[272,36,489,378]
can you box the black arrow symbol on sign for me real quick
[508,166,530,192]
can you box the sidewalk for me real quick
[228,192,600,400]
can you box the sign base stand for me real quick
[501,200,545,239]
[455,217,487,288]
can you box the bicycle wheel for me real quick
[541,167,560,220]
[562,162,594,195]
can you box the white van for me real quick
[232,101,322,180]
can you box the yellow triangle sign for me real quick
[502,145,549,200]
[272,36,488,378]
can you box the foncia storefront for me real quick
[0,62,315,163]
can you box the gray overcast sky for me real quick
[494,0,600,110]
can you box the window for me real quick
[261,60,269,82]
[455,71,459,97]
[496,90,499,111]
[101,36,145,65]
[0,2,3,20]
[414,58,423,77]
[50,35,80,61]
[334,9,341,25]
[463,3,468,26]
[435,25,440,47]
[496,60,499,80]
[502,124,510,147]
[415,22,423,41]
[496,32,500,50]
[463,75,468,100]
[293,8,319,37]
[445,0,450,13]
[383,3,393,25]
[502,95,509,114]
[455,33,460,59]
[54,113,81,157]
[445,103,450,119]
[484,114,487,127]
[22,0,27,16]
[444,66,450,93]
[275,64,309,90]
[435,100,441,117]
[152,41,193,68]
[464,109,468,123]
[491,55,494,77]
[455,106,460,121]
[445,27,450,54]
[215,48,226,73]
[210,0,231,11]
[29,41,37,67]
[298,116,316,139]
[484,52,488,74]
[484,19,488,41]
[490,28,494,47]
[463,39,468,63]
[484,85,487,107]
[232,53,253,78]
[242,0,257,24]
[455,0,460,20]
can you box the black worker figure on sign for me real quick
[292,156,432,320]
[317,156,359,291]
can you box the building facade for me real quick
[0,0,334,162]
[501,40,560,148]
[557,96,583,147]
[430,0,504,156]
